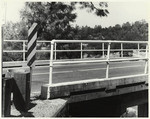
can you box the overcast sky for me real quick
[2,0,149,28]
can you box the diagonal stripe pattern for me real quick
[27,23,38,67]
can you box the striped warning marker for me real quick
[27,23,38,67]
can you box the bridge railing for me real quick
[3,40,149,85]
[48,40,149,85]
[3,40,51,62]
[3,39,147,62]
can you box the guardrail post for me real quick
[106,42,111,79]
[81,42,83,59]
[49,40,54,85]
[144,44,148,74]
[23,41,26,61]
[54,42,57,60]
[102,43,104,58]
[137,43,140,57]
[121,43,123,57]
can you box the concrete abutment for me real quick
[41,75,148,117]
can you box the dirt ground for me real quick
[10,92,68,117]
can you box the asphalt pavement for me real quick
[31,60,145,92]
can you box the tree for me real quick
[3,21,27,50]
[3,21,27,40]
[20,2,109,40]
[2,21,28,61]
[77,2,109,17]
[131,20,148,41]
[19,2,109,59]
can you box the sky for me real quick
[73,1,149,27]
[1,0,149,28]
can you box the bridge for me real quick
[3,40,149,117]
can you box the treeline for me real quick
[3,20,148,41]
[67,20,148,41]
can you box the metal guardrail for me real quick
[3,39,149,85]
[3,39,148,62]
[48,40,149,85]
[3,40,51,61]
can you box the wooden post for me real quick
[2,78,13,117]
[30,67,32,93]
[26,22,37,106]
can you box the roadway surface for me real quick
[31,60,145,93]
